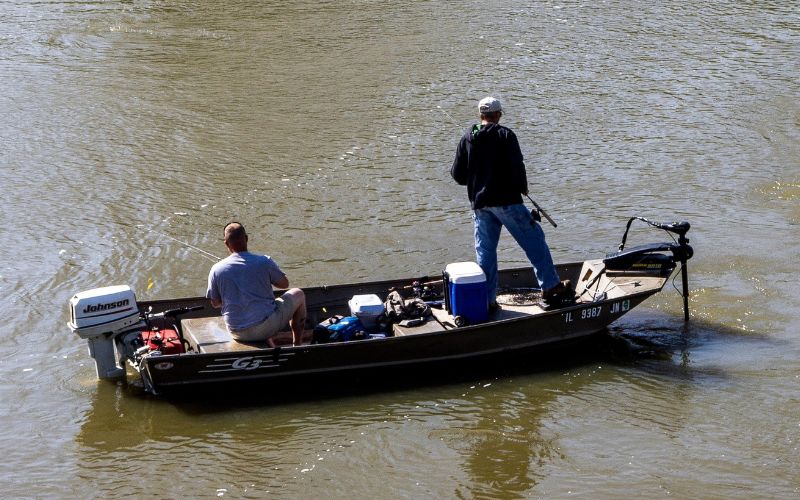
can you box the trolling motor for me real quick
[605,217,693,321]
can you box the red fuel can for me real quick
[141,327,185,354]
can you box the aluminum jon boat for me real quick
[69,217,693,396]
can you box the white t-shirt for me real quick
[206,251,286,330]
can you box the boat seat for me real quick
[392,315,448,336]
[181,316,270,353]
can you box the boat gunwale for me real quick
[136,262,596,309]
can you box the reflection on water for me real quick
[77,367,588,497]
[444,385,565,497]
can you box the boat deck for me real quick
[178,260,666,354]
[182,292,552,353]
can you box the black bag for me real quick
[384,291,431,323]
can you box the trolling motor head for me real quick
[618,218,691,251]
[658,221,691,237]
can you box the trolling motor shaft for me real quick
[675,224,692,321]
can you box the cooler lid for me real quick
[445,261,486,284]
[348,294,384,313]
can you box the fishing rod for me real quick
[525,193,557,228]
[157,231,222,262]
[435,105,460,128]
[137,225,222,263]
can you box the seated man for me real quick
[206,222,306,347]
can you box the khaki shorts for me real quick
[229,293,299,342]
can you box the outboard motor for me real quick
[68,285,144,379]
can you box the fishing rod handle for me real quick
[525,193,557,228]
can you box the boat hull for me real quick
[140,286,656,394]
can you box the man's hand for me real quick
[210,298,222,309]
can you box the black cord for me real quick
[671,262,684,295]
[619,216,681,251]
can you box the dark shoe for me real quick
[488,301,500,313]
[542,280,574,302]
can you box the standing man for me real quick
[451,96,571,308]
[207,222,306,346]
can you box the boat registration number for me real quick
[563,306,601,323]
[580,306,602,319]
[563,300,630,323]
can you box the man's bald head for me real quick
[223,222,248,253]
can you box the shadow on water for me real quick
[79,309,779,422]
[78,335,613,443]
[179,314,779,411]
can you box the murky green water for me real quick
[1,1,798,497]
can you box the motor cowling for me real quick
[68,285,142,379]
[69,285,139,338]
[603,242,676,275]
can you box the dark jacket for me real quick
[450,123,528,209]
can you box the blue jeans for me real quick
[473,204,560,303]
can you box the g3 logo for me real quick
[231,356,262,370]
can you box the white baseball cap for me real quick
[478,96,502,113]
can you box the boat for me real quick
[68,217,693,396]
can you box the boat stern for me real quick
[68,285,144,379]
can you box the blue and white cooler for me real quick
[443,261,488,325]
[348,294,385,331]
